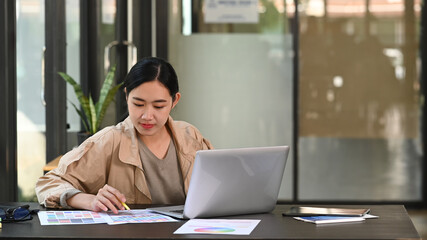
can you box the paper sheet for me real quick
[38,209,178,225]
[104,209,178,225]
[174,219,261,235]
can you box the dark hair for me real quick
[123,57,179,101]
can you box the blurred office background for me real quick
[0,0,425,214]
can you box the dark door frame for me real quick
[0,0,17,202]
[45,0,67,163]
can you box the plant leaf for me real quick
[59,69,122,135]
[88,95,97,134]
[96,66,116,117]
[58,72,92,130]
[95,82,124,131]
[68,100,90,133]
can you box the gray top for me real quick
[138,137,186,205]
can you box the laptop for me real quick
[147,145,289,219]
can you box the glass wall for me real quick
[168,0,295,200]
[16,0,81,201]
[99,0,118,128]
[65,0,117,150]
[16,0,46,201]
[14,0,424,203]
[298,0,422,201]
[66,0,81,148]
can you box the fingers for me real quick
[105,184,127,203]
[95,193,119,214]
[93,184,127,214]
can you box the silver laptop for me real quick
[147,146,289,219]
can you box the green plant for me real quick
[58,66,123,134]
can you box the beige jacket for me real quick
[36,116,213,208]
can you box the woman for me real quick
[36,57,213,213]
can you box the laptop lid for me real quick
[182,145,289,219]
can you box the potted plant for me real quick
[58,66,123,143]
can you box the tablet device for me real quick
[283,206,370,217]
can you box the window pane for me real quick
[66,0,80,149]
[66,0,80,132]
[16,0,46,201]
[298,0,422,201]
[169,0,294,200]
[99,0,117,128]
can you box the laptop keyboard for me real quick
[171,209,184,214]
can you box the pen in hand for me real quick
[120,200,131,210]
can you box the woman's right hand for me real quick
[67,184,127,214]
[90,184,127,214]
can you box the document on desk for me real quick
[174,219,261,235]
[38,210,178,225]
[104,209,178,225]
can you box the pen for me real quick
[120,200,131,210]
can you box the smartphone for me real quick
[283,206,371,217]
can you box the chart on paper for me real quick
[38,210,178,225]
[38,211,107,225]
[106,210,178,225]
[174,219,261,235]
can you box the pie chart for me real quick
[194,227,236,233]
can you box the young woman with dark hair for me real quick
[36,57,213,213]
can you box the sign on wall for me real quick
[204,0,259,23]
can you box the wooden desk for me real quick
[42,155,61,174]
[0,203,420,239]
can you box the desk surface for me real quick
[42,155,61,172]
[0,203,420,240]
